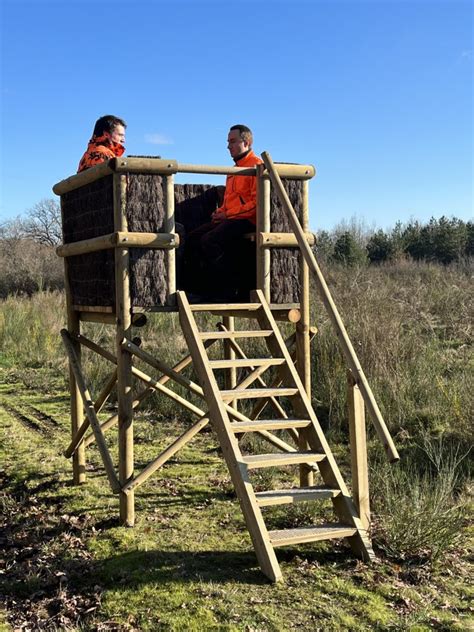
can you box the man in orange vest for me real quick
[184,124,262,301]
[77,115,126,172]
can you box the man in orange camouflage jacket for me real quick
[183,124,262,301]
[77,115,126,172]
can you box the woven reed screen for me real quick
[60,173,303,308]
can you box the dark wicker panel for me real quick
[61,176,115,307]
[59,172,304,308]
[269,179,303,304]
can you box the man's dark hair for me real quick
[230,124,253,145]
[93,115,127,137]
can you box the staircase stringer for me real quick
[177,291,283,582]
[253,290,375,560]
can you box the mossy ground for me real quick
[1,366,471,631]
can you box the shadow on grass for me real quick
[96,549,268,587]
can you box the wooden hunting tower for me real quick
[53,153,398,582]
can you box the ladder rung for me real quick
[269,524,358,547]
[255,487,341,507]
[243,452,325,469]
[199,330,273,340]
[230,419,311,433]
[209,358,285,369]
[190,302,261,312]
[221,387,298,401]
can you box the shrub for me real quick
[370,437,469,564]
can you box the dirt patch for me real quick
[0,471,104,630]
[0,401,58,436]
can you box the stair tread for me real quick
[209,358,285,369]
[200,330,273,340]
[243,451,326,469]
[221,387,298,400]
[230,419,311,432]
[269,524,358,546]
[255,486,341,506]
[190,302,261,312]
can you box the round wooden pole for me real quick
[114,173,135,525]
[256,165,271,302]
[165,174,176,304]
[296,180,313,486]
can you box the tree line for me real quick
[316,216,473,266]
[0,199,472,297]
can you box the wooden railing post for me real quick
[114,173,135,526]
[347,372,370,531]
[165,174,176,305]
[296,179,313,486]
[256,164,271,302]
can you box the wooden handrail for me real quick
[261,150,399,463]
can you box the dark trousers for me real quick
[183,219,255,300]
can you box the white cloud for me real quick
[144,133,174,145]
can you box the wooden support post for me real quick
[114,173,135,526]
[223,316,237,410]
[165,174,176,305]
[62,196,86,484]
[296,179,313,486]
[256,164,271,301]
[347,372,370,531]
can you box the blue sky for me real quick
[1,0,472,231]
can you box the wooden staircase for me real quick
[178,289,375,582]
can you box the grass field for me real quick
[0,261,472,631]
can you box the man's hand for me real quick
[211,209,227,223]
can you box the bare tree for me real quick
[23,198,62,246]
[0,199,63,296]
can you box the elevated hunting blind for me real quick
[53,153,398,582]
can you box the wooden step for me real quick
[269,524,358,547]
[243,452,325,469]
[199,330,273,340]
[221,387,298,401]
[190,302,261,312]
[229,419,311,433]
[209,358,285,369]
[255,486,341,507]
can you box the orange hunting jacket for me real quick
[218,150,263,223]
[77,134,125,173]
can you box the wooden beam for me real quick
[122,416,210,493]
[56,231,179,257]
[53,162,113,195]
[176,162,315,179]
[258,232,316,248]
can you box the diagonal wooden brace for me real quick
[61,329,121,493]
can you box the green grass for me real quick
[0,262,473,630]
[1,365,472,631]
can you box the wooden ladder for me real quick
[178,289,374,582]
